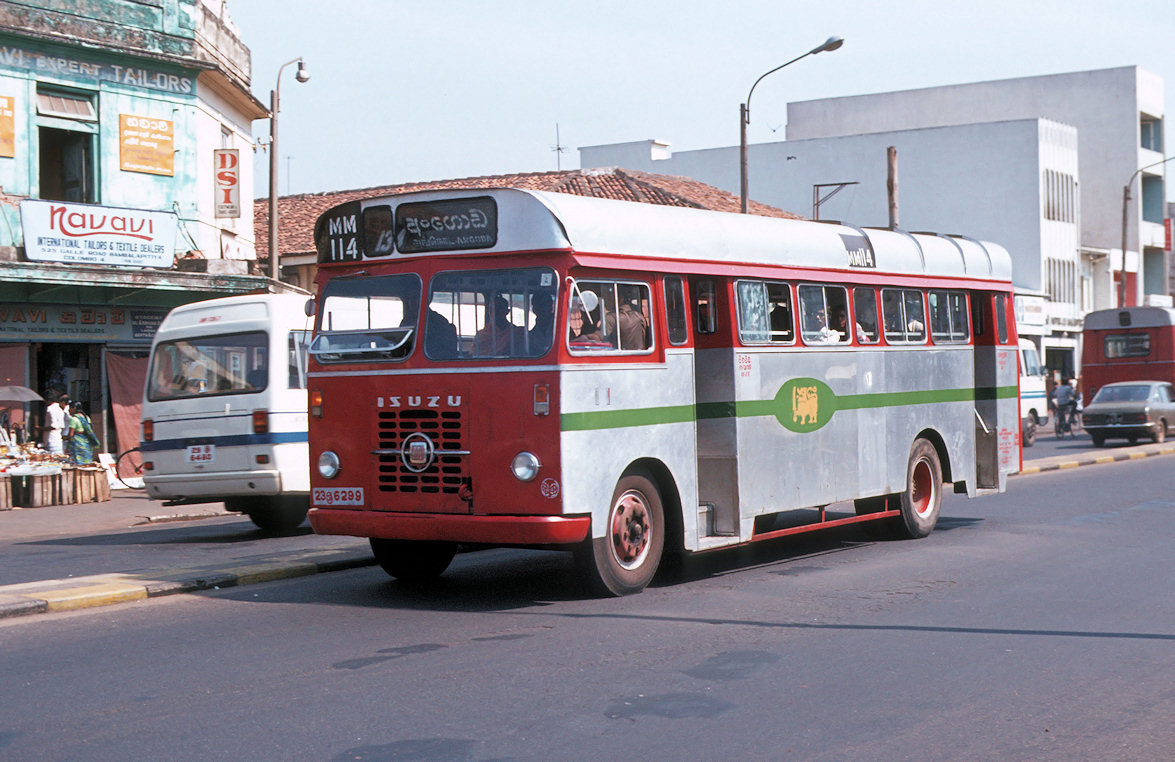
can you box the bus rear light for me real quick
[534,384,550,416]
[255,454,270,464]
[252,409,269,434]
[143,461,153,472]
[310,390,323,418]
[142,419,154,442]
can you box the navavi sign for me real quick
[840,233,876,268]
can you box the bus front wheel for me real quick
[581,473,665,596]
[370,538,457,581]
[896,439,942,539]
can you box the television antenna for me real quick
[551,123,568,170]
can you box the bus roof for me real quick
[315,187,1013,283]
[154,293,311,339]
[1084,307,1175,331]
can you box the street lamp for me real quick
[739,36,843,214]
[1118,153,1174,306]
[268,57,310,282]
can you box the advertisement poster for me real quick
[0,95,13,158]
[213,148,240,219]
[119,114,174,176]
[20,199,177,267]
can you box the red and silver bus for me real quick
[307,189,1020,595]
[1081,306,1175,404]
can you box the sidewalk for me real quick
[3,438,1173,620]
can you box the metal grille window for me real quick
[1104,333,1151,358]
[881,288,927,344]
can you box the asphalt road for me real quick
[2,455,1173,760]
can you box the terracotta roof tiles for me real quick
[253,167,800,266]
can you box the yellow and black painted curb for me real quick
[1015,443,1175,476]
[0,548,375,620]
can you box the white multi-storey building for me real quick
[580,66,1167,379]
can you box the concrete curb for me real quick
[0,547,375,620]
[1015,443,1175,475]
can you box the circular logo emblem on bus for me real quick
[540,478,560,499]
[774,377,837,433]
[399,432,436,472]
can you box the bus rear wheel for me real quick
[581,473,665,596]
[228,495,309,532]
[896,438,942,539]
[370,539,457,581]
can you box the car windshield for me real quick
[1092,385,1151,403]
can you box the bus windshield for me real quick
[310,274,421,362]
[147,331,268,401]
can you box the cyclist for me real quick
[1054,378,1077,435]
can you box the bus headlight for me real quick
[510,452,541,482]
[317,450,341,479]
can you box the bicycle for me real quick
[114,447,145,489]
[1054,402,1078,438]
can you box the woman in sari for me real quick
[65,402,100,465]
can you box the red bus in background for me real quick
[1081,307,1175,405]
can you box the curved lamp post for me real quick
[739,36,843,214]
[268,57,310,281]
[1118,153,1174,306]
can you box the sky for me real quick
[227,0,1175,201]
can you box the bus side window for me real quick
[853,287,879,343]
[767,282,793,343]
[693,279,717,335]
[664,276,689,345]
[994,293,1008,343]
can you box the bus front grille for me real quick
[376,409,467,494]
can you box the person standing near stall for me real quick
[65,401,100,465]
[43,392,68,455]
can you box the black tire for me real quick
[1022,418,1037,447]
[227,495,309,532]
[580,473,665,596]
[115,448,145,489]
[1154,420,1167,444]
[895,438,942,539]
[370,538,457,581]
[1090,432,1105,447]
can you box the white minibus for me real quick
[140,293,312,530]
[1018,338,1047,445]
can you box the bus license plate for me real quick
[312,487,364,506]
[186,444,215,463]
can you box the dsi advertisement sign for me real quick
[20,200,177,267]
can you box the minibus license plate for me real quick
[186,444,215,463]
[313,487,364,506]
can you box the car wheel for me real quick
[1154,419,1167,444]
[1022,418,1036,447]
[1090,432,1105,447]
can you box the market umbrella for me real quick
[0,385,43,404]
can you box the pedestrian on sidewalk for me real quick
[43,391,68,455]
[65,402,100,465]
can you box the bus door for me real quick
[972,291,1018,490]
[691,277,740,538]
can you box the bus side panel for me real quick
[558,350,699,548]
[734,346,975,533]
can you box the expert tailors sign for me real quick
[20,199,177,267]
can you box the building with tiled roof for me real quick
[253,167,799,292]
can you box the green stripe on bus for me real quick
[560,384,1018,432]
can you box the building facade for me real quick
[580,66,1168,380]
[0,0,293,454]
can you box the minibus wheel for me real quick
[896,438,942,539]
[370,539,457,581]
[581,473,665,596]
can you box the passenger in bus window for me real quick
[833,307,862,343]
[616,298,649,350]
[473,295,522,356]
[568,292,606,347]
[769,301,793,342]
[527,294,556,353]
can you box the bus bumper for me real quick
[309,509,591,546]
[143,470,282,500]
